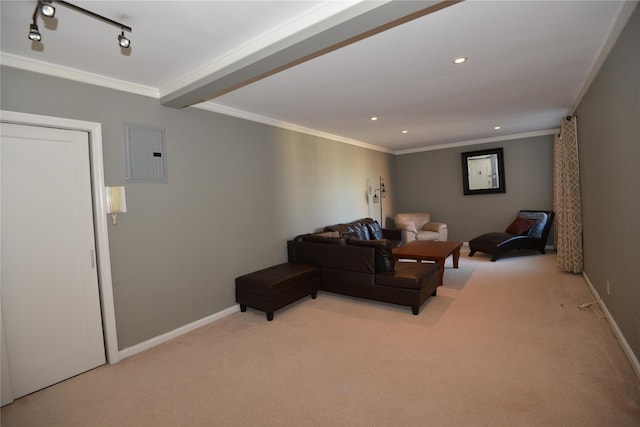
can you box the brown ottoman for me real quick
[235,263,320,321]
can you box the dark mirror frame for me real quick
[461,147,506,195]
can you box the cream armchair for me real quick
[394,212,448,242]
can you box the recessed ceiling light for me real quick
[401,130,408,134]
[370,116,378,121]
[494,126,502,130]
[453,57,467,64]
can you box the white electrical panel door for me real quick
[124,123,167,183]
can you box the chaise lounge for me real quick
[468,210,555,261]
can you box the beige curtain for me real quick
[553,116,583,273]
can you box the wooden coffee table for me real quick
[392,240,463,286]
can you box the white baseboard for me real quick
[117,305,240,361]
[582,273,640,382]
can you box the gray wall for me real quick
[575,4,639,362]
[394,135,554,242]
[0,67,395,349]
[2,4,637,361]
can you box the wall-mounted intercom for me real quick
[105,186,127,225]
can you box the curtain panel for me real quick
[553,116,583,273]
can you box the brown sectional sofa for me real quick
[287,218,440,315]
[323,217,403,247]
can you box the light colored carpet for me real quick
[2,248,640,427]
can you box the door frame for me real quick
[1,110,119,364]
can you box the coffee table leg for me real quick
[453,247,461,268]
[437,259,445,286]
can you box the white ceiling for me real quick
[1,1,635,153]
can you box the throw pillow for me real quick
[518,211,548,238]
[352,222,371,240]
[367,221,384,240]
[347,238,395,273]
[505,217,538,235]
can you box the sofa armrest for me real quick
[394,221,418,243]
[423,222,448,241]
[381,228,402,241]
[399,229,417,243]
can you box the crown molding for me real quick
[0,52,159,99]
[193,101,394,154]
[394,129,559,155]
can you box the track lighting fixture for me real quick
[28,23,42,41]
[28,0,132,50]
[40,1,55,18]
[118,31,131,49]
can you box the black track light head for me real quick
[40,1,56,18]
[28,23,42,41]
[118,31,131,49]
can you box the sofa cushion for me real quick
[505,216,538,236]
[339,231,360,239]
[325,221,372,240]
[290,240,375,274]
[326,218,403,241]
[300,233,347,245]
[313,231,340,238]
[367,221,384,240]
[375,262,439,290]
[352,222,371,240]
[323,223,348,234]
[415,230,440,240]
[347,238,395,273]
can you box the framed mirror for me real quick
[461,147,505,195]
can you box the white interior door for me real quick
[0,123,106,404]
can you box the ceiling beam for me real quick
[160,1,462,109]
